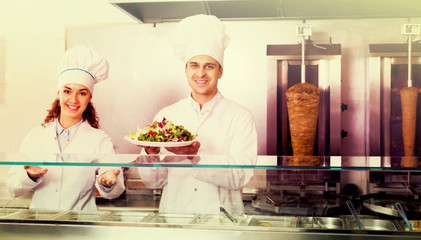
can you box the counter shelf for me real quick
[1,153,421,239]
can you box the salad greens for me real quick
[129,118,196,142]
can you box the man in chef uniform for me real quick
[7,46,125,211]
[137,14,257,215]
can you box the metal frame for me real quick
[368,56,421,156]
[267,55,342,157]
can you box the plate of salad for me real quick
[125,118,197,147]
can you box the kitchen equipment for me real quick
[285,28,321,166]
[146,213,197,224]
[247,215,297,228]
[220,207,236,223]
[7,209,61,220]
[312,212,323,228]
[346,200,364,230]
[267,44,341,157]
[0,208,23,219]
[400,27,419,163]
[102,211,152,223]
[296,216,344,229]
[363,200,399,217]
[348,218,400,231]
[53,210,111,222]
[194,214,247,226]
[368,44,421,159]
[395,202,414,231]
[408,220,421,231]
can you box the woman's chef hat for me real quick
[57,46,109,95]
[172,14,230,68]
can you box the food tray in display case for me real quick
[145,213,198,224]
[347,218,401,231]
[0,208,23,219]
[246,215,297,228]
[192,214,250,226]
[101,211,153,223]
[296,217,344,229]
[2,209,62,220]
[399,220,421,232]
[53,210,111,222]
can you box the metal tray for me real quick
[400,220,421,232]
[193,214,249,226]
[0,208,24,219]
[247,215,297,228]
[102,211,152,223]
[5,209,62,220]
[53,211,111,222]
[297,217,344,229]
[348,218,399,231]
[145,213,198,224]
[363,201,399,217]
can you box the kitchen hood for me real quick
[110,0,421,23]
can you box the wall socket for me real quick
[401,24,420,35]
[296,25,312,37]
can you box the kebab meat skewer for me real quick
[286,35,320,166]
[401,32,419,167]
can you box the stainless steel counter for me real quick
[0,208,420,240]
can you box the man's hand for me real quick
[137,145,161,155]
[24,165,48,181]
[165,141,201,155]
[144,146,161,154]
[97,169,120,187]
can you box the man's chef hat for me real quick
[57,46,109,95]
[172,14,230,68]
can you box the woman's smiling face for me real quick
[58,83,91,123]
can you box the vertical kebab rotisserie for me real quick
[400,27,419,167]
[286,30,321,166]
[286,82,320,166]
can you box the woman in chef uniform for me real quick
[6,46,125,211]
[137,14,257,216]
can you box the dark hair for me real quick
[42,98,99,129]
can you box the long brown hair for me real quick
[42,98,100,129]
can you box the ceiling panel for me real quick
[110,0,421,23]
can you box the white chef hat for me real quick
[57,45,109,95]
[172,14,230,68]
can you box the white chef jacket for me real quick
[138,92,257,215]
[6,121,125,211]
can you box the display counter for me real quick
[0,153,420,239]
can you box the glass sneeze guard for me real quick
[0,153,420,171]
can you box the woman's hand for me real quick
[97,169,120,187]
[24,165,48,181]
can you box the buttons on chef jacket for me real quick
[194,188,197,191]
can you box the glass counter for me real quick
[0,153,420,240]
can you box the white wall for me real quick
[0,0,136,155]
[65,18,421,156]
[0,0,136,184]
[0,1,419,157]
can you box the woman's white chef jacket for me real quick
[138,92,257,215]
[6,121,125,211]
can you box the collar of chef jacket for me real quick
[55,118,85,142]
[55,118,85,161]
[189,91,222,114]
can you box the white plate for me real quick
[124,136,196,147]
